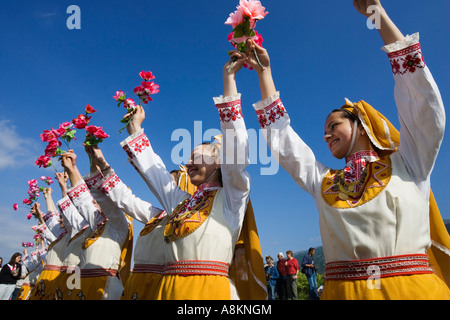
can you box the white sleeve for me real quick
[43,210,65,239]
[383,33,445,199]
[83,171,130,245]
[252,92,328,198]
[120,130,190,214]
[32,223,56,246]
[67,180,106,231]
[213,93,250,230]
[56,196,87,235]
[93,169,164,225]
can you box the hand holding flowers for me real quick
[114,70,159,133]
[225,0,268,72]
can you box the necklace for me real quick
[333,168,368,201]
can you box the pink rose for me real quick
[85,104,97,114]
[59,122,72,130]
[40,127,63,142]
[113,90,125,101]
[141,81,160,95]
[72,114,91,129]
[139,71,155,81]
[124,98,137,109]
[35,155,52,168]
[225,7,245,28]
[23,198,32,205]
[45,139,62,157]
[13,203,18,211]
[86,125,110,139]
[239,0,268,21]
[27,213,32,220]
[133,85,145,96]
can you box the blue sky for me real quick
[1,0,449,264]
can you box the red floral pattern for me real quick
[100,173,121,194]
[69,183,88,199]
[85,172,104,189]
[123,133,150,159]
[388,43,425,75]
[256,98,286,128]
[216,100,243,122]
[58,198,72,212]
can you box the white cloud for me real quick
[0,206,35,258]
[0,119,39,170]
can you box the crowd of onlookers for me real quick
[264,248,321,300]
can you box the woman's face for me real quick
[324,112,355,159]
[186,144,219,186]
[58,215,65,229]
[15,255,22,264]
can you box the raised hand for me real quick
[245,39,270,74]
[353,0,383,17]
[126,105,145,136]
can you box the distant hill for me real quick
[294,246,325,275]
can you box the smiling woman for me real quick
[241,0,450,299]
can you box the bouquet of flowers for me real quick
[113,70,159,133]
[22,242,34,248]
[13,177,54,219]
[35,104,108,169]
[225,0,268,71]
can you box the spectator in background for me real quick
[302,247,319,300]
[276,252,287,300]
[265,257,279,300]
[0,253,22,300]
[285,250,299,300]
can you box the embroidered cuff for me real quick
[212,93,241,105]
[252,92,287,129]
[67,180,90,201]
[214,96,243,123]
[96,170,122,194]
[57,196,72,213]
[32,224,47,234]
[83,171,104,189]
[381,33,420,54]
[121,130,151,159]
[43,210,59,223]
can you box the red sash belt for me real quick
[43,265,62,271]
[164,260,229,277]
[132,264,165,274]
[132,260,229,277]
[325,254,433,280]
[80,268,118,278]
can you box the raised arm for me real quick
[212,52,250,231]
[245,41,328,197]
[86,144,164,225]
[121,106,190,214]
[353,0,405,45]
[356,0,445,198]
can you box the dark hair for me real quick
[328,109,361,125]
[308,247,315,254]
[8,252,21,266]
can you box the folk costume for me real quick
[252,34,450,299]
[29,210,68,300]
[64,175,133,300]
[16,247,46,300]
[52,196,90,300]
[119,93,257,299]
[89,167,167,300]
